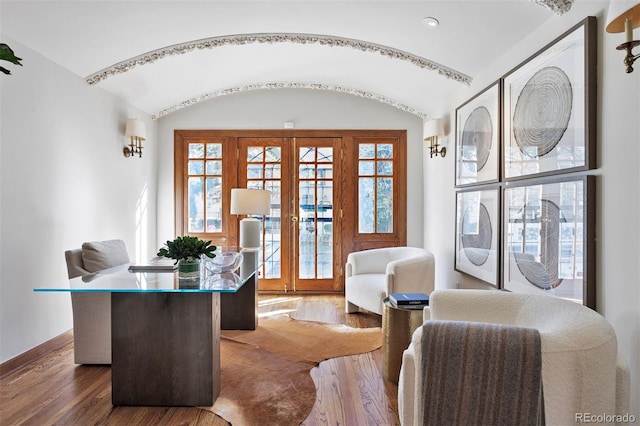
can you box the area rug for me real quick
[203,314,382,426]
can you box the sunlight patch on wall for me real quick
[135,184,149,264]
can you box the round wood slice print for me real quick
[513,199,564,290]
[461,106,493,172]
[461,202,492,266]
[513,66,573,158]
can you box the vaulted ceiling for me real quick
[1,0,583,120]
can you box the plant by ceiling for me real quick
[0,43,23,75]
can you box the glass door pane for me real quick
[187,142,224,233]
[238,138,291,292]
[295,138,340,291]
[357,142,394,233]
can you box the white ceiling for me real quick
[1,0,580,120]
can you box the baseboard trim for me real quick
[0,330,73,379]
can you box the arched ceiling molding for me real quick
[85,33,472,86]
[152,82,429,120]
[530,0,573,15]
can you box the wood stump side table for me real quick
[382,298,425,383]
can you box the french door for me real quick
[237,137,342,292]
[174,130,406,293]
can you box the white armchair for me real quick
[398,289,630,426]
[64,239,130,364]
[345,246,435,315]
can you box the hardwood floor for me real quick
[0,295,400,425]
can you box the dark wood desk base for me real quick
[112,292,220,406]
[221,270,257,330]
[110,268,258,406]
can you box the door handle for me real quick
[291,216,298,222]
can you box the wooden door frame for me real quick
[340,132,408,260]
[174,129,407,293]
[292,136,343,292]
[174,131,238,248]
[237,136,293,292]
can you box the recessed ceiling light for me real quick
[422,17,439,29]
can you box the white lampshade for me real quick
[606,0,640,33]
[423,118,445,140]
[230,188,271,215]
[125,119,146,140]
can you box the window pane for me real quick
[265,147,281,162]
[189,143,204,159]
[376,178,393,233]
[317,147,332,162]
[299,181,315,213]
[317,184,333,279]
[299,181,316,279]
[299,164,315,179]
[206,160,222,175]
[247,164,263,179]
[206,143,222,159]
[247,147,263,162]
[317,164,332,179]
[359,144,375,159]
[377,161,393,175]
[299,232,316,278]
[188,160,204,175]
[264,178,281,279]
[265,164,281,178]
[359,161,374,176]
[358,177,374,233]
[247,181,263,190]
[377,144,393,159]
[299,147,316,162]
[265,180,280,200]
[357,140,396,236]
[205,177,222,232]
[188,177,204,232]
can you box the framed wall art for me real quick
[502,176,595,308]
[455,187,500,287]
[503,16,596,181]
[455,80,501,187]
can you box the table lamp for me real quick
[230,188,271,250]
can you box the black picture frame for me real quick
[502,16,596,181]
[455,80,501,187]
[502,175,595,308]
[455,186,501,287]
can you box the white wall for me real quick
[0,35,158,362]
[156,89,424,247]
[425,2,640,414]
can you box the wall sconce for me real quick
[230,188,271,250]
[123,119,146,158]
[423,118,446,158]
[606,0,640,73]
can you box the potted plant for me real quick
[157,236,216,281]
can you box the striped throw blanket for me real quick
[420,320,544,426]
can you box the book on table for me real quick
[128,257,178,272]
[389,292,429,307]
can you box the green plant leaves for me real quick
[0,43,23,75]
[157,236,217,263]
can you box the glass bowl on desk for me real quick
[201,271,243,290]
[204,249,244,274]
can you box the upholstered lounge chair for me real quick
[64,239,130,364]
[398,289,631,426]
[344,246,435,315]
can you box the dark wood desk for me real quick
[35,251,259,407]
